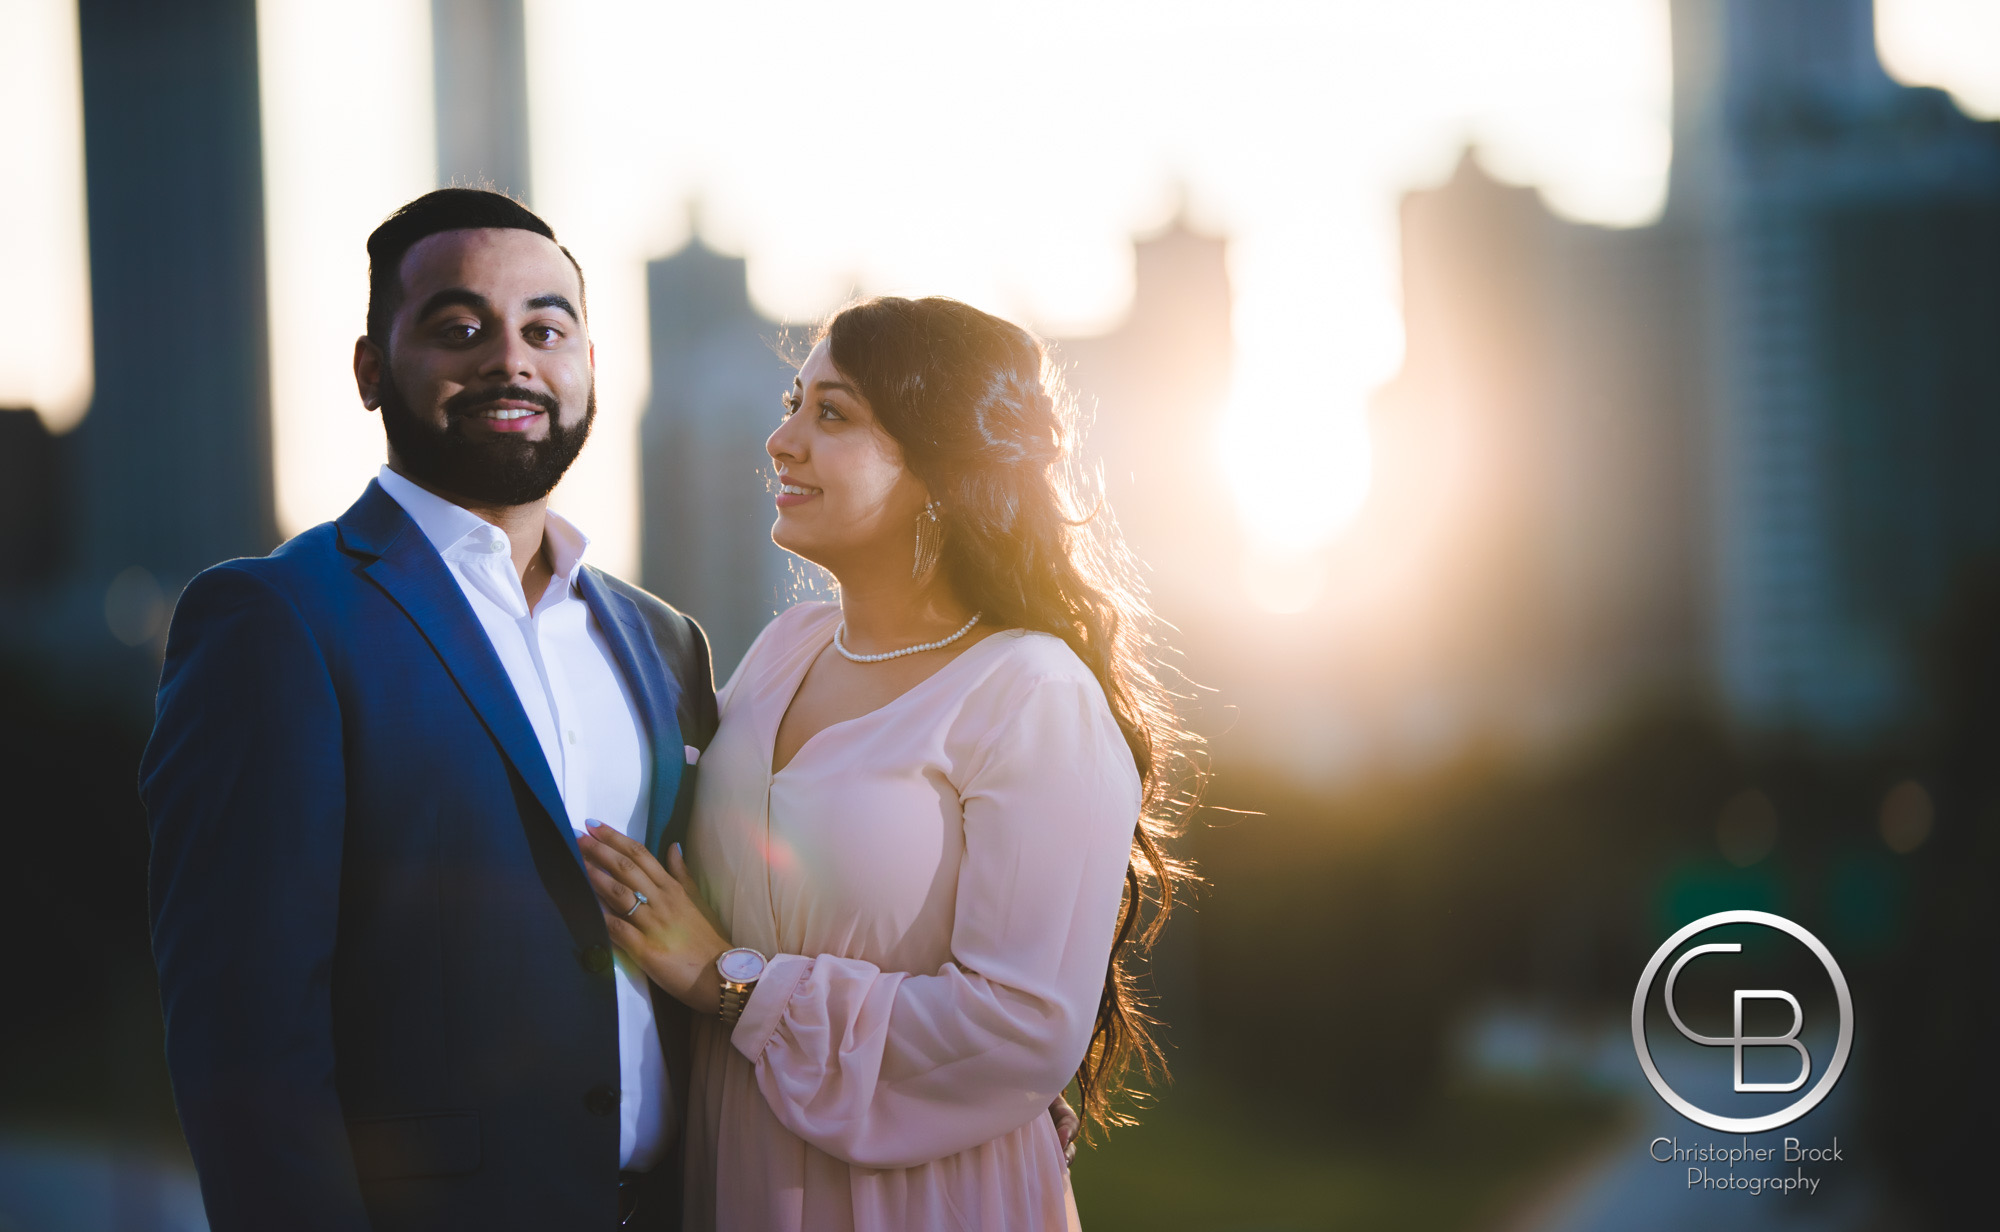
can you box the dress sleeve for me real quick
[729,671,1142,1169]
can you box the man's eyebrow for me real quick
[527,293,580,322]
[413,287,491,321]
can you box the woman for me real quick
[578,296,1194,1230]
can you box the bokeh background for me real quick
[4,0,1998,1228]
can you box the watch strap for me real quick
[719,980,754,1026]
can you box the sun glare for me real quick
[1878,0,2000,118]
[1220,390,1375,554]
[1218,382,1374,614]
[0,0,93,431]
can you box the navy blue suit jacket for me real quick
[140,481,718,1232]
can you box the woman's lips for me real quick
[775,482,821,508]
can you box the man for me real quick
[142,189,712,1230]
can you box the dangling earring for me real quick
[912,499,943,580]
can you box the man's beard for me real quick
[378,370,596,507]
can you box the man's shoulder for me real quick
[585,568,714,677]
[586,568,695,627]
[183,523,345,599]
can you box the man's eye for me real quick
[440,322,478,343]
[526,324,561,345]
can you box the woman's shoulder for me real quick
[968,627,1096,687]
[948,628,1138,781]
[719,602,840,705]
[955,628,1113,719]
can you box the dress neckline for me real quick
[766,608,1018,779]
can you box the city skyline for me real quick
[5,0,2000,761]
[5,1,1997,585]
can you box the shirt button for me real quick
[584,1084,620,1117]
[578,945,611,974]
[488,541,506,554]
[566,729,577,745]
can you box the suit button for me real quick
[579,945,611,974]
[584,1084,620,1117]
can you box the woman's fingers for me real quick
[584,860,649,918]
[667,842,698,892]
[580,826,660,897]
[581,829,709,933]
[1048,1092,1080,1163]
[1048,1093,1078,1143]
[602,910,647,954]
[584,821,674,889]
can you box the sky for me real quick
[4,0,1998,582]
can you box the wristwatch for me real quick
[716,947,767,1026]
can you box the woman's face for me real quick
[766,340,930,575]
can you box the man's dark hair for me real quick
[365,188,586,344]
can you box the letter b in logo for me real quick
[1663,943,1809,1093]
[1632,911,1852,1133]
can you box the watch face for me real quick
[717,948,766,984]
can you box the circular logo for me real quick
[1630,910,1852,1133]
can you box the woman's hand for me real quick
[1048,1093,1079,1165]
[579,822,730,1015]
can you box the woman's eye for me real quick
[781,392,801,417]
[818,401,844,422]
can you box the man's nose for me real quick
[479,327,536,383]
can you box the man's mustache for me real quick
[443,384,561,418]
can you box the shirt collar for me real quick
[375,465,592,589]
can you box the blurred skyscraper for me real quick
[1060,214,1237,622]
[432,0,531,202]
[1375,153,1702,742]
[0,0,278,702]
[638,232,802,678]
[70,0,276,597]
[1381,0,2000,744]
[1673,0,2000,735]
[0,410,67,592]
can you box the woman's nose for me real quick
[767,416,801,462]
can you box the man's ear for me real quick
[354,335,385,411]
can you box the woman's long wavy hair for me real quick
[819,296,1203,1137]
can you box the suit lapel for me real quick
[577,568,684,856]
[337,482,581,869]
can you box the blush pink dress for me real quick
[680,602,1141,1231]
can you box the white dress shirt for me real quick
[376,466,672,1170]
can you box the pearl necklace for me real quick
[834,613,983,663]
